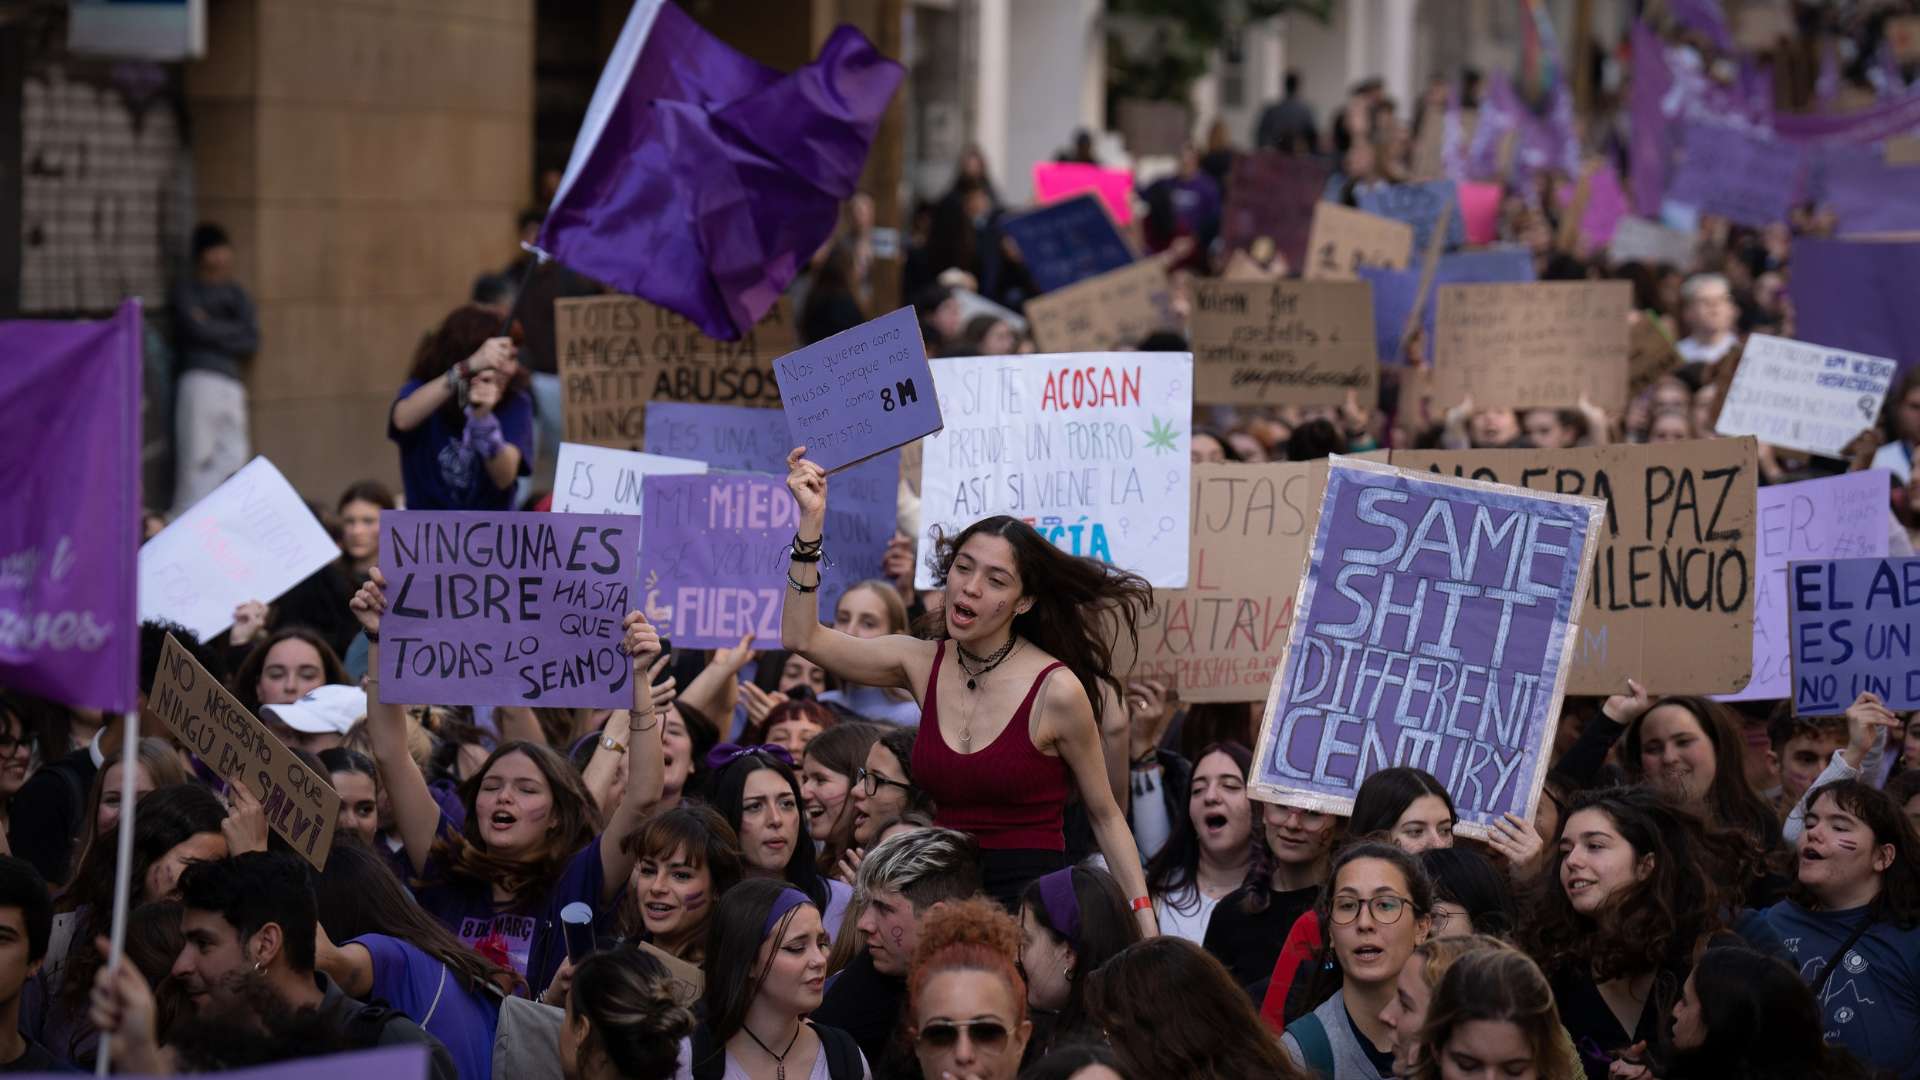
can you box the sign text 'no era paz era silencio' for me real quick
[1251,457,1605,838]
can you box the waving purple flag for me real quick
[0,300,141,711]
[538,0,903,341]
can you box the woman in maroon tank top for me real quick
[780,448,1159,933]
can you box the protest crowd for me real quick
[10,3,1920,1080]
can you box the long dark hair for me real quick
[1421,847,1517,938]
[618,803,744,962]
[1349,767,1454,839]
[927,516,1154,729]
[310,840,523,996]
[1523,787,1754,985]
[1019,865,1141,1047]
[799,721,884,875]
[1623,696,1781,853]
[1286,841,1435,1023]
[1663,945,1871,1080]
[707,750,828,909]
[1144,742,1256,914]
[700,878,820,1048]
[65,737,190,893]
[1084,937,1305,1080]
[439,740,601,901]
[1792,779,1920,929]
[570,948,697,1080]
[232,627,348,716]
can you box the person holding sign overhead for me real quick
[349,569,667,993]
[781,447,1157,929]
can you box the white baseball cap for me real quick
[262,684,367,736]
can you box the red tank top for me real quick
[912,641,1073,851]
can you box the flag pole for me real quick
[493,242,553,338]
[95,710,141,1077]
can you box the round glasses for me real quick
[1329,894,1415,925]
[854,766,913,796]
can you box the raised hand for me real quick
[1601,677,1654,727]
[221,778,270,854]
[231,599,269,647]
[785,447,828,522]
[350,566,389,636]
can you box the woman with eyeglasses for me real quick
[799,722,883,878]
[907,897,1032,1080]
[706,744,852,941]
[1205,797,1338,991]
[838,727,932,883]
[1420,847,1517,940]
[1282,841,1435,1079]
[690,878,869,1080]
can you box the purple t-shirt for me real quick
[411,815,609,993]
[388,380,534,510]
[355,933,500,1080]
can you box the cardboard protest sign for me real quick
[1608,217,1697,267]
[1430,282,1633,412]
[1032,162,1135,225]
[1789,556,1920,714]
[1303,202,1414,281]
[1356,181,1465,259]
[139,457,340,640]
[1665,120,1804,228]
[1390,438,1759,696]
[1190,280,1378,407]
[377,511,637,707]
[553,443,707,516]
[1024,259,1176,353]
[1789,238,1920,374]
[917,352,1193,589]
[1131,462,1325,701]
[773,307,939,472]
[1249,458,1604,833]
[1888,137,1920,167]
[555,295,794,450]
[1222,249,1281,281]
[1716,471,1892,703]
[1629,316,1684,398]
[1001,195,1135,294]
[148,634,341,867]
[1221,152,1332,272]
[1713,334,1897,457]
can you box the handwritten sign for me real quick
[1131,463,1324,701]
[555,295,795,450]
[139,457,341,640]
[636,473,796,648]
[1716,471,1892,703]
[552,443,707,516]
[1032,162,1136,225]
[1389,438,1759,696]
[642,402,795,472]
[1000,195,1135,294]
[1303,202,1414,281]
[1607,216,1697,268]
[1025,259,1176,353]
[1356,181,1465,259]
[1713,334,1897,457]
[773,307,939,472]
[1250,458,1604,833]
[148,634,341,867]
[1665,120,1804,228]
[917,352,1193,589]
[377,511,636,707]
[1430,282,1632,412]
[1221,152,1332,272]
[1789,556,1920,714]
[1191,280,1378,406]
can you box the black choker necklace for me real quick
[956,638,1018,690]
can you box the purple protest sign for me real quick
[1356,181,1465,258]
[1250,458,1604,833]
[1665,119,1805,228]
[377,511,637,707]
[1717,471,1891,703]
[637,473,795,648]
[1790,238,1920,374]
[1818,144,1920,235]
[773,306,940,472]
[1789,556,1920,714]
[0,300,141,712]
[1358,248,1536,366]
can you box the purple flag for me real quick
[1789,238,1920,375]
[538,0,904,341]
[1462,72,1579,186]
[0,300,141,712]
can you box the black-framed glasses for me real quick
[916,1020,1010,1052]
[1329,894,1415,925]
[0,732,33,756]
[855,766,913,796]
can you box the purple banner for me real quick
[1818,144,1920,235]
[378,511,637,707]
[1789,556,1920,714]
[0,300,141,712]
[638,473,795,648]
[1790,238,1920,374]
[772,306,940,472]
[1664,119,1805,227]
[1252,460,1601,830]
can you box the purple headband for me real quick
[1034,868,1081,947]
[707,742,796,771]
[763,887,813,939]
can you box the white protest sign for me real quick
[553,443,708,516]
[138,457,340,639]
[1713,334,1897,458]
[917,353,1193,589]
[1607,216,1697,268]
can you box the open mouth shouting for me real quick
[949,600,980,631]
[488,809,520,838]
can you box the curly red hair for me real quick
[907,897,1028,1026]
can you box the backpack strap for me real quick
[813,1023,863,1080]
[1285,1012,1337,1080]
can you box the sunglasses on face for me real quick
[915,1020,1010,1052]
